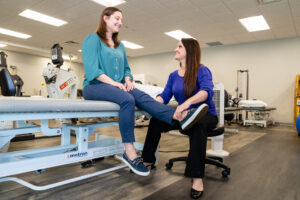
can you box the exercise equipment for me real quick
[9,65,24,96]
[0,52,16,96]
[43,44,78,99]
[236,69,249,100]
[235,69,249,121]
[0,52,25,96]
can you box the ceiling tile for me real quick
[0,0,298,60]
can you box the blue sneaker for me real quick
[180,104,209,131]
[121,154,150,176]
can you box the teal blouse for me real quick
[82,33,133,88]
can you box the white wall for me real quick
[0,50,84,96]
[129,37,300,124]
[1,37,299,123]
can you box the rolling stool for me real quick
[165,126,231,177]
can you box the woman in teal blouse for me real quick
[82,7,208,176]
[82,32,132,89]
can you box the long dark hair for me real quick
[181,38,201,99]
[96,7,121,48]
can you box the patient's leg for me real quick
[129,88,178,124]
[83,82,137,158]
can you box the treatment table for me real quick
[242,107,276,127]
[0,97,145,191]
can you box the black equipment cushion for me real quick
[0,68,16,96]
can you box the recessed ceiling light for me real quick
[239,15,270,32]
[0,44,7,48]
[0,28,31,39]
[19,9,67,27]
[91,0,126,7]
[121,40,143,49]
[164,30,194,41]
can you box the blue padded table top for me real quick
[0,97,120,113]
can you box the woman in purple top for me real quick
[142,38,218,199]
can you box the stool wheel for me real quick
[165,162,173,170]
[222,168,231,177]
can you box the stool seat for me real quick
[166,126,230,177]
[208,127,224,137]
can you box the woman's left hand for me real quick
[125,80,135,91]
[176,101,191,113]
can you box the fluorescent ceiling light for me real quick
[91,0,126,7]
[0,28,31,39]
[164,30,194,41]
[121,40,143,49]
[63,55,78,60]
[239,15,270,32]
[0,44,7,48]
[257,0,281,4]
[19,9,67,27]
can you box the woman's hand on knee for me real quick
[125,80,135,91]
[112,81,127,91]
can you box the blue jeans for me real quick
[83,82,176,143]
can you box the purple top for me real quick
[158,65,217,116]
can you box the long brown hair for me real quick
[181,38,201,99]
[96,7,121,48]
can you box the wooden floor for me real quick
[0,124,298,200]
[145,126,300,200]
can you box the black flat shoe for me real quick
[190,188,204,199]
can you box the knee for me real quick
[120,94,135,107]
[189,125,207,137]
[149,117,161,126]
[130,88,148,100]
[82,85,93,100]
[148,118,168,132]
[194,121,206,131]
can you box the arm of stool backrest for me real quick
[0,68,16,96]
[208,126,224,137]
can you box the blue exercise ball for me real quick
[297,113,300,136]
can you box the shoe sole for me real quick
[119,157,150,176]
[181,104,209,131]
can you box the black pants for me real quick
[141,113,218,178]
